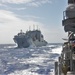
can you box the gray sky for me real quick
[0,0,68,44]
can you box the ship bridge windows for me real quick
[68,0,75,4]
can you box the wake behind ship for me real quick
[13,29,47,48]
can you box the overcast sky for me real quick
[0,0,68,44]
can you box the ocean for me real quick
[0,43,63,75]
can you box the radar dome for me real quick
[66,4,75,18]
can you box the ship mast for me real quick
[29,26,31,31]
[33,24,35,30]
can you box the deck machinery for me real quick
[55,0,75,75]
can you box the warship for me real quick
[13,27,47,48]
[55,0,75,75]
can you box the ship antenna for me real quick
[37,25,38,30]
[20,29,22,33]
[33,24,35,30]
[29,26,31,31]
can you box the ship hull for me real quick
[13,30,47,48]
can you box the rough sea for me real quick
[0,43,62,75]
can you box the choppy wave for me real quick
[0,43,62,75]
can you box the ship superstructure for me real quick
[55,0,75,75]
[13,29,47,48]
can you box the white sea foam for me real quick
[52,46,62,54]
[0,44,62,75]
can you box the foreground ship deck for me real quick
[13,29,47,48]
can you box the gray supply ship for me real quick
[13,29,47,48]
[55,0,75,75]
